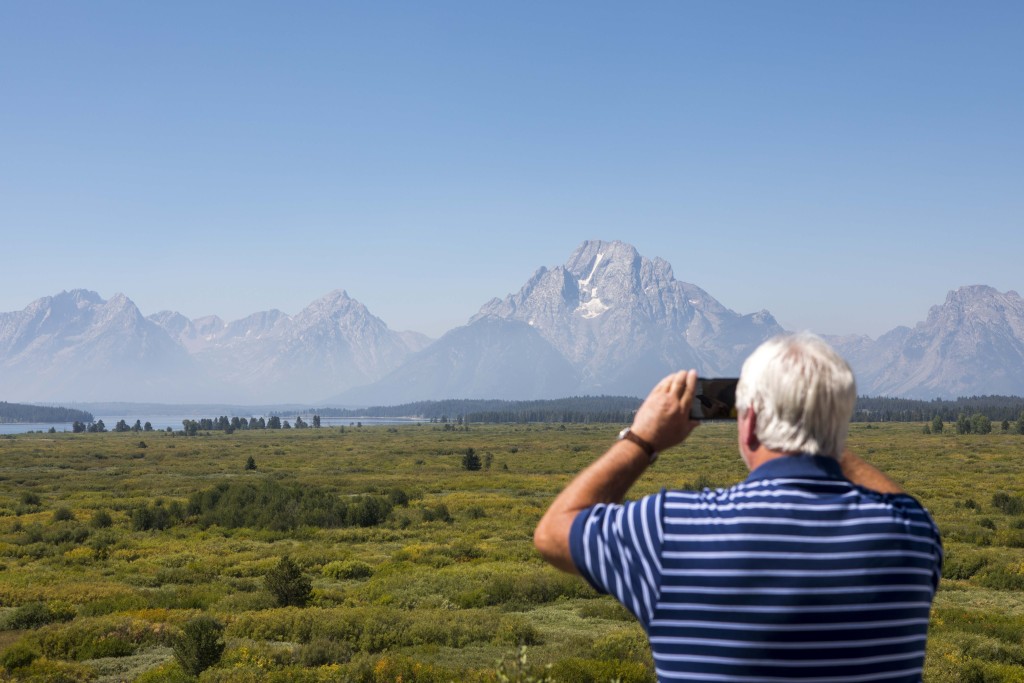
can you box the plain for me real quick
[0,421,1022,681]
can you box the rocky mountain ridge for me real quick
[2,242,1022,403]
[0,289,428,403]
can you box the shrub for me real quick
[591,629,651,664]
[456,567,593,608]
[30,615,162,661]
[992,492,1024,515]
[6,657,95,681]
[494,616,543,646]
[6,601,75,630]
[323,560,373,580]
[188,480,391,530]
[131,500,185,531]
[422,504,452,524]
[975,563,1024,590]
[299,638,354,667]
[244,455,257,470]
[20,492,41,507]
[578,599,635,621]
[0,642,37,670]
[51,507,75,523]
[89,509,113,529]
[462,448,482,471]
[387,488,410,506]
[942,550,989,580]
[495,646,554,683]
[135,660,193,683]
[173,615,225,677]
[549,657,652,683]
[265,556,312,607]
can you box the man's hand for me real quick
[630,369,701,453]
[534,369,700,574]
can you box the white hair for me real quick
[735,332,856,458]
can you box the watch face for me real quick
[618,427,630,440]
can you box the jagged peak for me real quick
[567,240,640,275]
[945,284,1001,302]
[320,289,351,303]
[63,289,105,305]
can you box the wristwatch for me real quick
[618,427,658,464]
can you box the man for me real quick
[534,333,942,682]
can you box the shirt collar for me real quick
[745,453,845,483]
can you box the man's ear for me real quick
[740,408,760,451]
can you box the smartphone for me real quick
[690,378,739,420]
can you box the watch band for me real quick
[618,427,658,464]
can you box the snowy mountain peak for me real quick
[464,240,784,395]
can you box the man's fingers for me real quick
[668,371,687,396]
[679,369,699,406]
[655,373,676,393]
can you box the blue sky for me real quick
[2,2,1021,339]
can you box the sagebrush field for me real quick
[0,422,1022,681]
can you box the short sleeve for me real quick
[568,492,665,626]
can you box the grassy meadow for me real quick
[0,421,1022,681]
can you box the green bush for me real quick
[548,657,654,683]
[0,642,37,670]
[20,491,41,507]
[228,606,499,652]
[578,599,634,621]
[456,567,593,608]
[323,560,373,580]
[43,522,89,546]
[941,550,989,580]
[265,556,312,607]
[992,491,1024,515]
[135,660,193,683]
[934,607,1024,645]
[88,509,113,529]
[974,563,1024,590]
[591,628,651,664]
[298,637,354,666]
[131,500,185,531]
[494,615,543,646]
[387,488,410,506]
[188,480,391,530]
[28,615,164,661]
[6,601,75,630]
[173,615,225,677]
[494,646,554,683]
[422,503,452,523]
[51,507,75,523]
[7,656,96,681]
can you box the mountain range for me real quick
[2,240,1022,404]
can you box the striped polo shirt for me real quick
[569,454,942,682]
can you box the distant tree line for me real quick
[312,396,643,424]
[853,395,1024,423]
[0,401,93,424]
[178,415,320,435]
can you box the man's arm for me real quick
[533,369,700,574]
[840,450,905,494]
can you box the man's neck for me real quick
[744,446,798,472]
